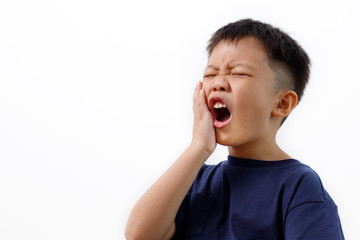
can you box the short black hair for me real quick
[207,19,311,125]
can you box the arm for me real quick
[285,201,344,240]
[125,81,216,240]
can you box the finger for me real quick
[199,89,210,111]
[195,81,201,92]
[193,81,202,102]
[199,89,205,102]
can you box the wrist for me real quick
[189,141,213,161]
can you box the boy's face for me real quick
[203,37,280,149]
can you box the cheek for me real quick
[233,90,267,122]
[201,80,209,88]
[202,81,212,95]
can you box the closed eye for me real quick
[231,73,250,77]
[203,74,216,78]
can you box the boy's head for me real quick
[206,19,310,126]
[202,19,311,155]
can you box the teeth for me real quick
[214,102,227,109]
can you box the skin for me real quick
[202,37,298,160]
[125,36,298,240]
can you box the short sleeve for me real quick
[172,165,211,240]
[283,168,345,239]
[284,199,344,239]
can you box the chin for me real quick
[215,129,250,148]
[215,132,234,146]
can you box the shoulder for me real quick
[193,161,226,181]
[283,163,344,239]
[283,161,334,212]
[187,161,227,194]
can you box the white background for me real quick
[1,0,359,239]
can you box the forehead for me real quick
[207,37,270,70]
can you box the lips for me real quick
[209,96,231,128]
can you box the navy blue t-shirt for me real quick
[174,155,344,239]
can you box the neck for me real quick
[227,139,291,161]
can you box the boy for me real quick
[125,19,344,239]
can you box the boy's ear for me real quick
[272,90,298,117]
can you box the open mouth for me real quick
[211,100,231,128]
[214,103,231,122]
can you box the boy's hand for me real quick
[126,81,215,240]
[191,81,216,157]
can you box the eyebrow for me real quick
[229,62,255,70]
[205,64,219,70]
[205,62,253,71]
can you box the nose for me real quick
[212,76,230,92]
